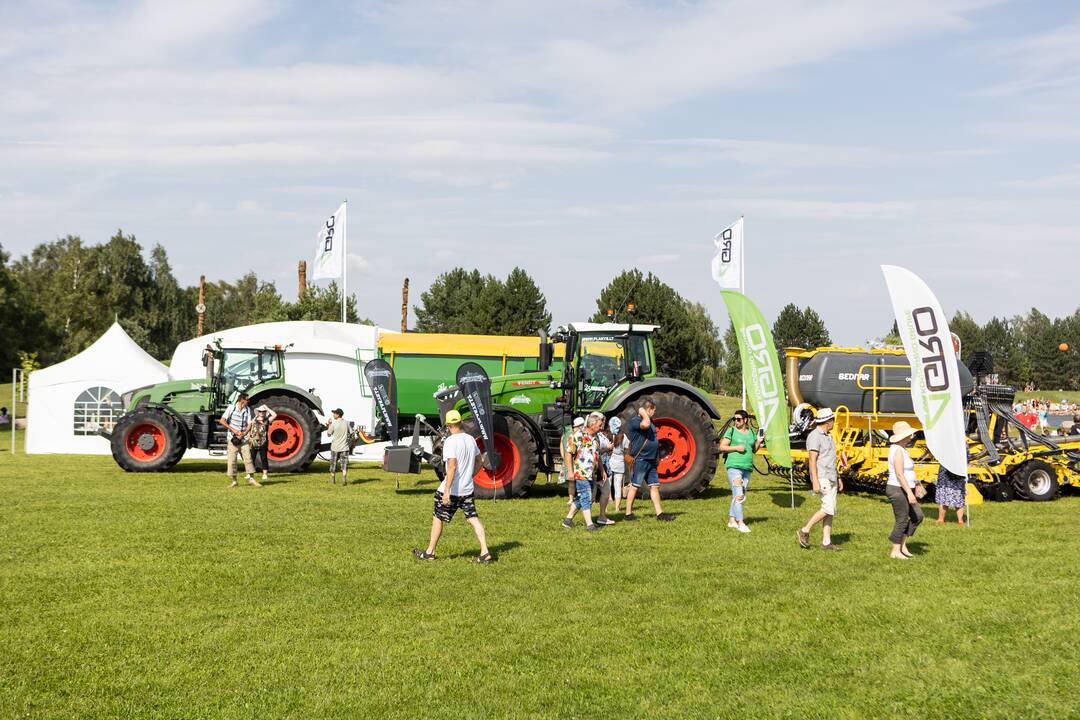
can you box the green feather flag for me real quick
[720,290,792,468]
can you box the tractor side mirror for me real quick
[201,351,209,367]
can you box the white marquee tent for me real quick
[25,323,171,454]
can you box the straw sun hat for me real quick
[890,421,918,443]
[814,407,836,424]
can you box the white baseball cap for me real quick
[572,417,585,428]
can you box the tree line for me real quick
[3,233,1078,394]
[0,232,361,370]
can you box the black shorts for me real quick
[433,491,478,523]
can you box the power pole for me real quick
[298,260,307,301]
[195,275,206,337]
[401,277,409,332]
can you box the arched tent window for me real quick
[74,386,123,436]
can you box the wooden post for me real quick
[401,277,409,332]
[196,275,206,337]
[298,261,307,301]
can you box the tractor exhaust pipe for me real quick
[785,349,805,408]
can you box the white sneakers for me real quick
[728,518,751,533]
[737,523,751,533]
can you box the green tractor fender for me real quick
[601,378,722,419]
[248,385,324,416]
[492,404,546,454]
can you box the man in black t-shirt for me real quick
[623,399,673,521]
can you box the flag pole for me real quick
[341,199,347,323]
[740,215,746,411]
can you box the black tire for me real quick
[618,391,720,499]
[255,394,321,473]
[465,414,539,499]
[111,409,186,472]
[1012,460,1059,501]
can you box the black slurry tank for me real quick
[788,349,975,415]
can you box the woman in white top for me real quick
[886,421,925,560]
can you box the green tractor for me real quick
[431,322,722,499]
[109,342,324,473]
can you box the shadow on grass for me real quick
[905,541,928,555]
[444,540,523,560]
[770,492,805,508]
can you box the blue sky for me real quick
[2,1,1079,342]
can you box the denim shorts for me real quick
[574,479,593,510]
[631,459,659,488]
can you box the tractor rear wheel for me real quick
[1012,460,1059,501]
[620,391,720,499]
[258,395,321,473]
[466,414,538,499]
[111,409,186,472]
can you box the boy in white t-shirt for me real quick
[412,410,493,564]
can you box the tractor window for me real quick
[221,350,282,393]
[579,338,626,406]
[627,335,651,375]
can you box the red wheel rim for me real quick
[474,433,519,490]
[654,417,696,483]
[268,414,303,461]
[125,423,166,462]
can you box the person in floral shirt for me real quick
[561,414,603,532]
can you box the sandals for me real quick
[412,548,494,564]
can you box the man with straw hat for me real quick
[797,407,842,551]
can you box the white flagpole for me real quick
[740,215,747,411]
[341,199,347,324]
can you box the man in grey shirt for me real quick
[326,408,350,485]
[797,407,843,551]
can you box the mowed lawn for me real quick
[2,424,1079,719]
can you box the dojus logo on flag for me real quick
[312,202,346,281]
[711,218,743,291]
[881,265,967,476]
[718,290,792,468]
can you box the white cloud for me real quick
[636,253,681,265]
[649,138,902,169]
[980,16,1080,96]
[702,196,915,221]
[1003,166,1080,190]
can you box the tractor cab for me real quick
[552,322,659,411]
[202,343,285,409]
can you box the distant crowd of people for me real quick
[1012,399,1080,436]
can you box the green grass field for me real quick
[3,420,1080,719]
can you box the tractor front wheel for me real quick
[466,414,539,499]
[258,395,322,473]
[111,409,186,472]
[620,391,720,499]
[1012,460,1059,501]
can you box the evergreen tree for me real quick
[591,269,720,385]
[501,267,552,335]
[720,321,742,397]
[801,306,831,347]
[949,311,983,361]
[285,282,363,323]
[414,267,550,335]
